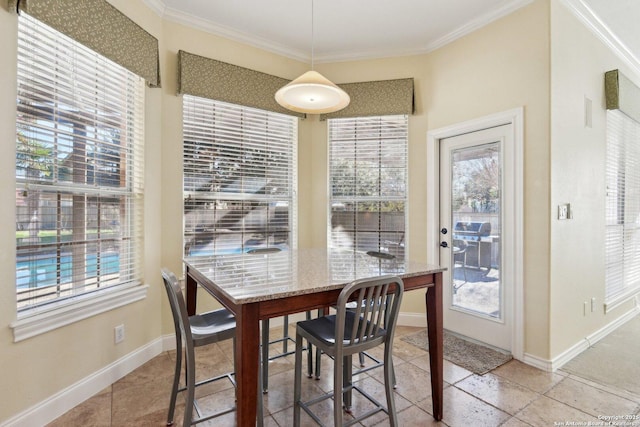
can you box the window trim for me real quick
[605,287,640,313]
[10,283,147,342]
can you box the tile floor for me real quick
[47,325,640,427]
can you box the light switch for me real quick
[558,203,570,220]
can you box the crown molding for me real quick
[423,0,534,56]
[141,0,165,16]
[560,0,640,77]
[142,0,309,62]
[143,0,534,64]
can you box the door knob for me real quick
[440,241,448,248]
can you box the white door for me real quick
[439,125,513,351]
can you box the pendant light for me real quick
[275,0,350,114]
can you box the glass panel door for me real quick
[450,142,501,319]
[439,124,512,351]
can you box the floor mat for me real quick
[401,329,512,375]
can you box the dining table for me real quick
[184,247,445,426]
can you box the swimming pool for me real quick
[16,252,120,289]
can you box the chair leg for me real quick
[167,332,182,426]
[333,352,344,427]
[305,311,314,378]
[314,346,322,379]
[282,315,289,353]
[261,319,270,393]
[463,253,467,282]
[392,357,397,389]
[314,308,323,379]
[293,333,304,427]
[343,355,353,413]
[384,343,399,427]
[183,342,197,426]
[358,352,365,367]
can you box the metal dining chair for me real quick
[311,252,398,385]
[262,313,315,393]
[250,246,315,394]
[311,298,397,387]
[161,268,263,426]
[293,276,404,427]
[262,315,295,393]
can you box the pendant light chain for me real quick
[311,0,315,70]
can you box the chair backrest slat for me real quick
[335,275,404,354]
[362,287,373,339]
[370,283,386,337]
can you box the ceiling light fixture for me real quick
[275,0,350,114]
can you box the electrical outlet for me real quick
[114,324,125,344]
[583,301,588,316]
[591,297,596,312]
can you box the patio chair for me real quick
[453,238,468,291]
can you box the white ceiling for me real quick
[147,0,640,66]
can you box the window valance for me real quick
[177,50,305,118]
[605,70,640,123]
[320,78,415,121]
[9,0,160,87]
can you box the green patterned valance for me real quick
[10,0,160,87]
[320,78,415,121]
[177,50,305,118]
[605,70,640,123]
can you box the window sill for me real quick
[10,284,148,342]
[605,287,640,314]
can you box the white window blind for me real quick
[606,109,640,306]
[328,115,408,259]
[15,14,145,312]
[183,95,297,256]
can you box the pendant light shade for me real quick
[275,70,350,114]
[275,0,350,114]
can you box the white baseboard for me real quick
[523,305,640,373]
[1,338,164,427]
[522,352,554,372]
[1,310,427,426]
[398,312,428,328]
[23,305,630,426]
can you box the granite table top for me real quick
[184,248,445,305]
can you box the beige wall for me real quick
[0,1,311,421]
[0,0,165,422]
[1,0,634,422]
[549,0,640,358]
[315,0,552,356]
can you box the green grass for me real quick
[16,230,116,239]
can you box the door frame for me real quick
[427,107,524,360]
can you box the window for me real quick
[182,96,297,257]
[605,109,640,309]
[15,14,145,312]
[328,115,408,259]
